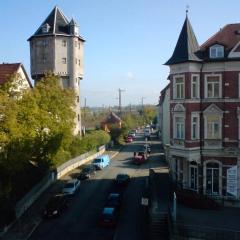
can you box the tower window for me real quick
[62,58,67,64]
[42,23,50,33]
[78,60,81,66]
[77,96,79,102]
[78,42,80,49]
[75,41,78,47]
[78,114,80,121]
[62,40,67,47]
[42,40,48,47]
[75,58,78,64]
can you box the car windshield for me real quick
[64,183,74,189]
[47,196,61,207]
[93,159,101,163]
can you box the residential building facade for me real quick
[165,15,240,203]
[28,6,85,135]
[158,83,170,146]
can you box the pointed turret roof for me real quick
[165,16,201,65]
[28,6,85,41]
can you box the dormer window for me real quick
[42,23,50,33]
[209,44,224,58]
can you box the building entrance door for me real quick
[190,165,197,190]
[206,163,219,195]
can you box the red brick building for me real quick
[165,15,240,202]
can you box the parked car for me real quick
[115,173,130,186]
[105,193,122,210]
[77,165,96,180]
[62,179,80,195]
[92,155,110,170]
[129,131,136,137]
[125,136,133,143]
[99,207,119,227]
[43,194,69,218]
[133,151,147,165]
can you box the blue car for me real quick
[92,155,110,170]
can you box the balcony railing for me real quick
[204,139,222,148]
[173,139,185,146]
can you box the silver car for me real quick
[62,179,80,195]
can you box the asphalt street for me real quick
[27,131,161,240]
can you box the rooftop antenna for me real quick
[186,4,190,16]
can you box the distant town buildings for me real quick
[161,15,240,203]
[28,6,85,135]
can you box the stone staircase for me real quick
[149,212,169,240]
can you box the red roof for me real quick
[0,63,32,87]
[0,63,22,85]
[201,24,240,50]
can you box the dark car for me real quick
[78,165,96,180]
[99,207,119,227]
[115,173,130,186]
[43,194,69,218]
[105,193,122,210]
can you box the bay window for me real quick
[174,76,184,99]
[205,74,222,98]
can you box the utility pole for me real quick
[141,97,146,115]
[118,88,125,115]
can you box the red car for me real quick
[133,151,147,165]
[125,136,133,143]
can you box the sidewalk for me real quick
[147,139,170,240]
[1,148,121,240]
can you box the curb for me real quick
[25,218,42,240]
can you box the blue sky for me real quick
[1,1,240,107]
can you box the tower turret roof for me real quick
[165,16,201,65]
[28,6,85,41]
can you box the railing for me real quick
[172,139,185,146]
[204,139,222,148]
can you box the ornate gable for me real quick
[173,104,185,112]
[203,104,223,115]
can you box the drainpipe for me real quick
[199,62,204,195]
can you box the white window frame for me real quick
[173,75,185,99]
[191,113,199,140]
[209,44,224,58]
[205,74,222,98]
[204,115,222,139]
[191,74,200,99]
[174,115,185,139]
[189,163,198,191]
[62,40,67,47]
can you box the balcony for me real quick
[204,139,222,149]
[173,139,185,147]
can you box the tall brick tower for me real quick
[28,6,85,135]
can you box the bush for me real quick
[69,130,110,159]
